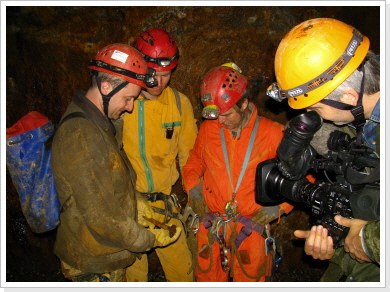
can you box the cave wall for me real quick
[5,5,381,282]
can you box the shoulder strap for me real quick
[55,112,92,214]
[46,112,91,149]
[58,112,90,128]
[171,88,182,116]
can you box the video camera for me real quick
[255,111,380,248]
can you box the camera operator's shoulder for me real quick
[364,220,380,264]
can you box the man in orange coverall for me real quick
[182,63,294,282]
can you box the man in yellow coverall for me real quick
[122,28,198,282]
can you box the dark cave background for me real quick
[4,5,380,282]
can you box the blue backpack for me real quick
[6,111,89,233]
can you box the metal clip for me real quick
[170,193,182,213]
[219,238,230,272]
[217,222,229,272]
[265,236,276,256]
[224,200,238,219]
[264,224,276,256]
[189,214,200,234]
[211,217,230,272]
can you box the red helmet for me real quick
[88,43,156,88]
[135,28,179,71]
[200,63,247,119]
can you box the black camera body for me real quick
[255,112,380,248]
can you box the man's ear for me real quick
[340,89,359,106]
[240,98,249,111]
[100,81,112,96]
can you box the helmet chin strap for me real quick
[93,73,129,135]
[96,79,129,116]
[319,66,366,147]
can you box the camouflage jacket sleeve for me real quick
[362,220,380,264]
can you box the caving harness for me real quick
[140,192,182,224]
[186,116,282,281]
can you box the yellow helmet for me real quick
[269,18,370,109]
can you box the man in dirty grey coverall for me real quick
[51,43,181,282]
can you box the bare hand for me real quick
[334,215,371,263]
[294,225,335,260]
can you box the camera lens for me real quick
[276,111,322,179]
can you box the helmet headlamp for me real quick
[143,67,158,87]
[202,105,219,120]
[266,82,286,102]
[143,53,179,68]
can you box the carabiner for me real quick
[224,200,238,218]
[189,214,200,234]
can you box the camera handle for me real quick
[321,216,350,249]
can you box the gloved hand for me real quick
[136,195,155,228]
[150,225,182,247]
[189,182,209,218]
[251,206,285,225]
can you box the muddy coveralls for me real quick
[183,104,293,282]
[122,86,198,281]
[51,92,156,281]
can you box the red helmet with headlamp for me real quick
[200,63,247,119]
[135,28,179,72]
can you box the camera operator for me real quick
[267,18,380,282]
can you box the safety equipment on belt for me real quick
[199,212,281,281]
[136,195,155,228]
[150,225,182,247]
[201,63,247,119]
[189,182,209,218]
[135,28,179,71]
[140,192,181,224]
[268,18,369,109]
[88,43,157,116]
